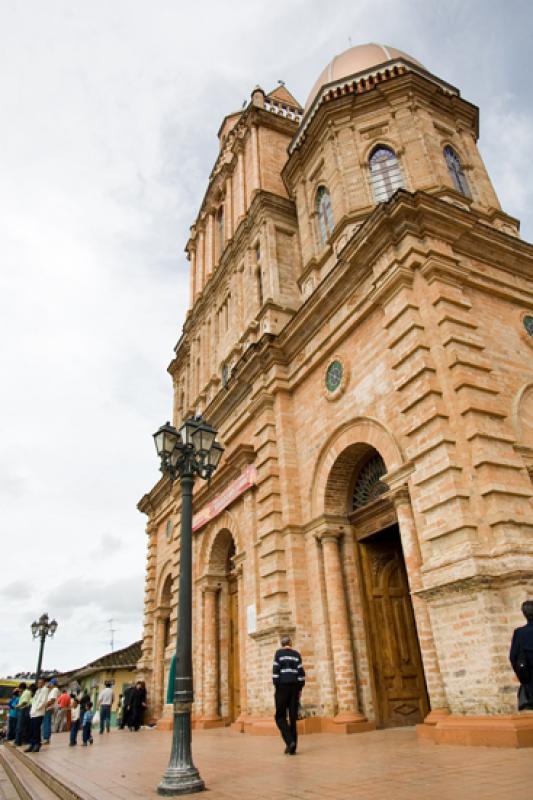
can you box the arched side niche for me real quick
[160,574,172,606]
[310,417,404,518]
[208,529,235,574]
[160,574,173,649]
[198,510,242,578]
[513,382,533,448]
[155,559,174,607]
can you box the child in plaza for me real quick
[82,701,94,746]
[69,697,81,746]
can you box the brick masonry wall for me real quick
[139,63,533,727]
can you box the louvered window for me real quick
[352,454,389,511]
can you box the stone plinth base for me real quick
[237,714,374,736]
[195,716,226,729]
[155,703,174,731]
[417,711,533,747]
[322,712,375,735]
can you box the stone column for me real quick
[234,563,246,728]
[319,531,369,729]
[392,487,448,716]
[198,228,206,291]
[203,214,212,279]
[154,613,168,719]
[225,175,233,239]
[189,247,197,306]
[198,587,223,727]
[237,149,246,219]
[251,125,260,196]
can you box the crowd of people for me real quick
[6,678,147,752]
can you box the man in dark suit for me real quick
[272,635,305,755]
[510,600,533,708]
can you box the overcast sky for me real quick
[1,0,531,677]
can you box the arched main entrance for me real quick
[349,450,429,728]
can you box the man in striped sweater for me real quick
[272,635,305,754]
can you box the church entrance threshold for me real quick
[359,524,429,728]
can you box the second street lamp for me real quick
[153,415,223,796]
[31,613,58,680]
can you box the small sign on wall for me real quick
[246,604,257,634]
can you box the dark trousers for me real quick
[69,719,80,745]
[15,707,30,745]
[7,716,17,740]
[99,704,111,733]
[29,716,43,750]
[82,722,92,744]
[274,684,299,747]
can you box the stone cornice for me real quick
[137,474,172,518]
[416,569,533,601]
[285,66,475,177]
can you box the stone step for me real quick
[0,762,20,800]
[0,746,58,800]
[0,744,105,800]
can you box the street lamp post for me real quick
[153,416,224,796]
[31,613,58,680]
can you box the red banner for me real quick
[192,464,257,532]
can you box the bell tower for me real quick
[171,84,303,422]
[283,43,519,296]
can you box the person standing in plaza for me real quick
[115,693,123,728]
[98,681,114,734]
[26,678,48,753]
[81,702,94,746]
[129,681,147,731]
[56,687,71,731]
[69,697,81,746]
[510,599,533,708]
[272,635,305,755]
[7,689,20,741]
[14,682,32,746]
[121,684,135,729]
[79,688,91,718]
[42,678,59,743]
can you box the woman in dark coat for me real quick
[129,681,147,731]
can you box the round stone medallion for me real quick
[524,314,533,338]
[325,360,343,393]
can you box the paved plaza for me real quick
[3,726,533,800]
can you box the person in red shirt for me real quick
[56,689,71,732]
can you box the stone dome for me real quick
[305,43,424,112]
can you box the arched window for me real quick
[316,186,334,244]
[369,146,404,202]
[444,146,470,197]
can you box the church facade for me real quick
[138,43,533,746]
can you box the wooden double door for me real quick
[359,524,429,728]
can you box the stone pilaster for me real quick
[317,531,371,732]
[196,586,224,728]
